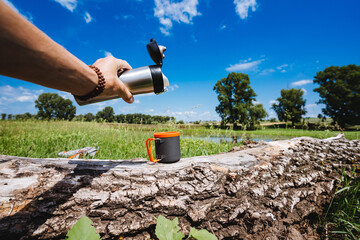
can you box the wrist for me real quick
[71,65,98,96]
[73,65,106,101]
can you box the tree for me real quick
[313,64,360,127]
[84,113,95,122]
[7,114,13,120]
[35,93,76,120]
[248,103,268,130]
[96,106,115,122]
[1,113,6,120]
[15,112,33,120]
[213,72,257,129]
[272,88,306,126]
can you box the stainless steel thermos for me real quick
[75,39,169,105]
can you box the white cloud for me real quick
[219,25,226,31]
[291,79,313,87]
[167,84,179,91]
[276,64,288,70]
[199,111,210,117]
[0,85,43,105]
[103,51,113,57]
[259,68,275,75]
[134,99,140,104]
[84,12,92,23]
[17,95,35,102]
[226,58,264,72]
[3,0,33,22]
[154,0,201,35]
[160,27,171,36]
[54,0,77,12]
[233,0,257,19]
[305,103,321,118]
[93,102,107,111]
[276,64,289,73]
[146,109,155,113]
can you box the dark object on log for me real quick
[0,134,359,239]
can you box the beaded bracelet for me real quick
[74,65,106,101]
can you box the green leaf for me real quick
[188,227,217,240]
[65,216,101,240]
[155,215,185,240]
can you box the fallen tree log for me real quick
[0,134,359,239]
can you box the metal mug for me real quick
[146,131,181,163]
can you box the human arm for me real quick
[0,0,133,103]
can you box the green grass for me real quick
[0,120,359,160]
[324,169,360,239]
[179,125,359,140]
[245,128,359,140]
[0,120,235,160]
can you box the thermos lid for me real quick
[147,38,166,66]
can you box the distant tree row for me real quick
[1,112,37,120]
[74,106,175,124]
[1,94,174,124]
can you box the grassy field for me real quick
[0,121,237,159]
[179,125,360,140]
[0,120,359,160]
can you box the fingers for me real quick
[92,56,134,104]
[118,81,134,104]
[94,57,132,71]
[114,58,132,71]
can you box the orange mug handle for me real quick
[146,138,160,163]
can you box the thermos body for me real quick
[120,66,153,95]
[120,66,158,95]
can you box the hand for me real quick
[92,56,134,104]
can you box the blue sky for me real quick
[1,0,359,121]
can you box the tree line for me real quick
[213,64,360,129]
[1,93,174,124]
[75,107,175,124]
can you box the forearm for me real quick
[0,1,97,96]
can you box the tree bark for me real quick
[0,134,359,240]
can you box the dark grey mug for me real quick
[146,131,181,163]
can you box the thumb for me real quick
[118,83,134,104]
